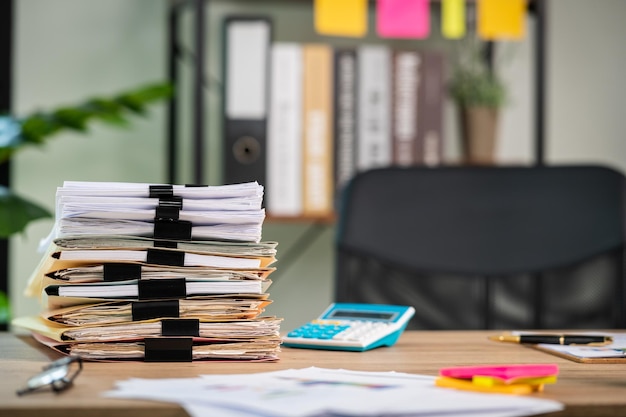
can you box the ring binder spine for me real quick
[132,300,180,321]
[161,318,200,336]
[138,278,187,300]
[144,337,193,362]
[146,248,185,266]
[103,263,142,282]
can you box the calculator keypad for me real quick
[286,320,392,344]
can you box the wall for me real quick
[10,0,626,332]
[11,0,167,322]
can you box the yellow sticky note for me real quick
[472,375,558,387]
[314,0,367,38]
[442,0,465,39]
[478,0,526,40]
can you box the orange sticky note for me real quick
[314,0,367,38]
[478,0,526,40]
[377,0,430,39]
[442,0,465,39]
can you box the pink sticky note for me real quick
[440,364,559,383]
[377,0,430,39]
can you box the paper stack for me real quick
[14,181,282,362]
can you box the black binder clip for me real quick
[144,337,193,362]
[138,278,187,300]
[153,218,192,241]
[146,248,185,266]
[161,319,200,337]
[155,197,183,220]
[153,239,179,249]
[132,300,180,321]
[149,185,174,199]
[103,263,142,282]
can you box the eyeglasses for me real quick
[16,356,83,396]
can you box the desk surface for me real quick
[2,331,626,417]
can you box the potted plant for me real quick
[0,82,171,325]
[449,39,506,165]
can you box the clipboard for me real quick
[531,344,626,364]
[529,332,626,363]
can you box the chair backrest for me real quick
[335,165,626,330]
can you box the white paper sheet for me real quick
[104,367,564,417]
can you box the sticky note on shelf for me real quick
[376,0,430,39]
[314,0,367,38]
[441,0,465,39]
[478,0,527,40]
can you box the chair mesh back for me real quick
[337,248,623,329]
[335,166,626,330]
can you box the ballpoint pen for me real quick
[489,334,613,346]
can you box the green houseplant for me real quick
[0,82,172,324]
[449,39,506,164]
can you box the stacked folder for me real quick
[14,180,283,362]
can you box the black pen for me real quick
[489,334,613,346]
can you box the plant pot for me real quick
[459,106,499,165]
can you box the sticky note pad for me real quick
[441,0,465,39]
[478,0,526,40]
[377,0,430,39]
[314,0,367,38]
[435,376,537,395]
[439,364,559,381]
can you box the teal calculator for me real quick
[282,303,415,352]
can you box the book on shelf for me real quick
[391,49,421,166]
[333,48,358,204]
[356,44,393,172]
[266,42,304,217]
[417,50,446,166]
[302,43,334,218]
[222,16,272,187]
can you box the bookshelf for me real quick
[165,0,547,206]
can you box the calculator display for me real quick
[328,310,396,321]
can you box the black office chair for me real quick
[335,165,626,330]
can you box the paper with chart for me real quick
[104,367,563,417]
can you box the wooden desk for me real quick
[2,331,626,417]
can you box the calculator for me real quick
[282,303,415,352]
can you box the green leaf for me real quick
[5,81,172,155]
[0,186,52,238]
[52,107,90,132]
[0,82,171,237]
[21,113,62,144]
[0,290,9,324]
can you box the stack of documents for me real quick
[14,180,283,362]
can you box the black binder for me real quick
[222,16,272,186]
